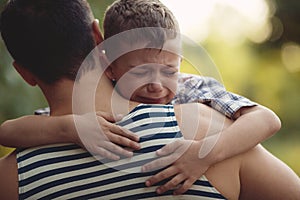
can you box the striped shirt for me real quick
[18,104,226,199]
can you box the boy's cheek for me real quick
[164,79,178,94]
[116,82,143,99]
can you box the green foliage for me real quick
[0,42,47,123]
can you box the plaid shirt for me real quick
[172,73,256,119]
[35,73,256,118]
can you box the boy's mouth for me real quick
[138,96,167,104]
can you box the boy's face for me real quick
[108,49,181,104]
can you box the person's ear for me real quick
[13,61,37,86]
[92,19,104,44]
[104,65,115,81]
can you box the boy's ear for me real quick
[13,61,37,86]
[92,19,104,44]
[104,65,115,81]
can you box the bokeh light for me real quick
[161,0,272,44]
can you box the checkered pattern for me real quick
[35,73,256,119]
[172,73,256,119]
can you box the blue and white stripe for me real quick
[17,104,226,199]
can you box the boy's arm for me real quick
[175,74,281,161]
[143,74,281,194]
[0,113,140,160]
[142,105,281,194]
[212,104,281,163]
[0,115,70,148]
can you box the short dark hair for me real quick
[102,0,180,61]
[104,0,179,38]
[0,0,96,83]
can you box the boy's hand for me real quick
[67,111,140,160]
[141,140,211,195]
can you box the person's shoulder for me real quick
[178,73,222,86]
[178,73,202,82]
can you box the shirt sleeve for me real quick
[172,73,257,119]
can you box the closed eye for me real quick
[129,69,148,76]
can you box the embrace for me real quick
[0,0,299,199]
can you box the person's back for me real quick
[1,102,300,199]
[0,103,237,199]
[13,103,231,199]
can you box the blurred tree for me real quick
[275,0,300,44]
[264,0,300,46]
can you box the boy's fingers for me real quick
[103,141,135,158]
[145,167,176,187]
[109,125,141,150]
[96,111,116,122]
[109,124,140,142]
[142,158,164,172]
[156,174,185,194]
[92,146,120,161]
[156,142,177,156]
[142,155,178,172]
[173,179,194,195]
[110,134,141,150]
[156,140,185,156]
[92,142,134,159]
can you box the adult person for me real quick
[0,0,299,199]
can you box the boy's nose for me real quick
[147,82,163,92]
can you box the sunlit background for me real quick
[162,0,272,44]
[0,0,299,175]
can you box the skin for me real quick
[105,48,180,104]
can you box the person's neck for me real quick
[41,72,139,116]
[39,79,74,116]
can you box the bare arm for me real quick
[177,75,281,164]
[0,115,69,148]
[143,103,299,198]
[239,144,300,200]
[0,113,141,160]
[203,104,281,166]
[142,103,282,194]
